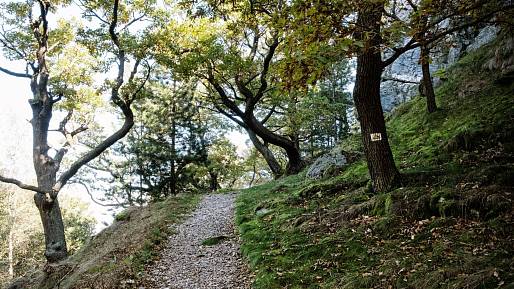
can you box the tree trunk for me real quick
[170,102,177,196]
[421,46,437,113]
[34,192,67,263]
[246,129,282,178]
[209,171,219,192]
[249,163,257,187]
[30,99,69,263]
[246,115,304,175]
[8,229,14,278]
[284,144,304,175]
[353,3,400,192]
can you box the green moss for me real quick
[340,161,368,183]
[371,193,393,216]
[114,210,129,222]
[202,235,228,246]
[237,37,514,289]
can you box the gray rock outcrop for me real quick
[380,25,499,112]
[306,150,347,179]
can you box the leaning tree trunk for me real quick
[353,3,400,192]
[246,129,282,178]
[421,45,437,113]
[284,145,304,175]
[246,115,304,175]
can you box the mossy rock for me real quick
[202,235,229,246]
[442,129,491,152]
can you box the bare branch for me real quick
[382,76,420,84]
[73,181,128,207]
[0,65,31,78]
[0,175,44,193]
[260,105,276,125]
[0,31,28,60]
[127,60,151,104]
[253,35,279,105]
[120,13,147,32]
[77,0,109,25]
[206,75,245,117]
[382,2,508,68]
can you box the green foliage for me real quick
[114,210,129,222]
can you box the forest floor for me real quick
[235,37,514,288]
[140,193,252,289]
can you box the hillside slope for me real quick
[236,35,514,289]
[8,195,200,289]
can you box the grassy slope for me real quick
[13,194,200,289]
[236,38,514,289]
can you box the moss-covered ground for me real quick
[236,37,514,288]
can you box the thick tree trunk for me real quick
[284,145,304,175]
[353,3,400,192]
[421,46,437,113]
[34,192,67,263]
[246,115,304,175]
[31,98,68,263]
[246,129,282,178]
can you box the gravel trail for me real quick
[142,193,251,289]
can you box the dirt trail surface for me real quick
[141,193,251,289]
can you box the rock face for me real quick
[307,150,347,179]
[380,25,499,112]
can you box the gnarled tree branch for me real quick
[0,175,44,194]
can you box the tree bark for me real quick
[246,129,282,178]
[30,85,69,262]
[170,101,177,196]
[284,144,304,175]
[246,114,304,174]
[34,193,67,262]
[209,171,219,192]
[421,45,437,113]
[353,2,400,192]
[206,36,305,175]
[0,0,141,264]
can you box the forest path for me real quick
[141,193,252,289]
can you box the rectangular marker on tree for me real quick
[370,133,382,142]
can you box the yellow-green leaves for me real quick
[48,18,77,56]
[50,42,103,112]
[154,17,225,76]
